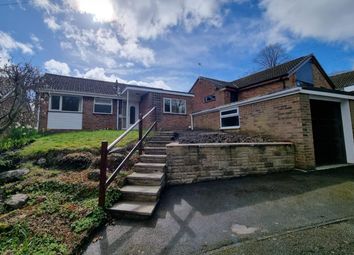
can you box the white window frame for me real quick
[49,94,82,112]
[93,97,113,114]
[220,107,240,129]
[163,97,187,115]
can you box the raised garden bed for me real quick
[176,131,275,144]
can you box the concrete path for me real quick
[84,167,354,255]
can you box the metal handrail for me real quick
[105,121,156,187]
[98,106,157,207]
[107,106,156,151]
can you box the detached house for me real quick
[38,54,354,170]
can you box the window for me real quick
[230,92,238,103]
[94,98,112,114]
[163,98,186,114]
[50,95,60,110]
[204,95,216,103]
[220,107,240,129]
[49,95,82,112]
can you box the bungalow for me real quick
[38,54,354,170]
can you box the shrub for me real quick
[58,152,93,170]
[0,126,40,153]
[0,151,21,172]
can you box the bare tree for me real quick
[0,63,43,134]
[254,44,289,70]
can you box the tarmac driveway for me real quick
[84,167,354,255]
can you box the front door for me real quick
[128,102,139,128]
[310,100,346,166]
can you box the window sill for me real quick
[163,112,187,116]
[220,126,240,130]
[93,112,113,115]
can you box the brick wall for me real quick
[192,93,316,169]
[82,97,117,130]
[190,79,232,112]
[139,92,192,130]
[38,93,49,131]
[312,63,333,89]
[166,142,295,185]
[238,80,294,101]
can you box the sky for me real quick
[0,0,354,92]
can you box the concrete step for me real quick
[133,162,166,173]
[107,201,158,218]
[144,147,166,155]
[140,154,166,164]
[120,185,161,202]
[127,172,165,186]
[147,141,171,147]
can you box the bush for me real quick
[58,152,93,170]
[0,151,21,172]
[0,126,40,153]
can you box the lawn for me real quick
[1,130,137,254]
[20,130,138,157]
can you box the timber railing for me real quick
[98,106,157,207]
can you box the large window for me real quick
[93,98,112,114]
[49,95,82,112]
[163,98,186,114]
[220,107,240,129]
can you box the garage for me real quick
[310,99,346,166]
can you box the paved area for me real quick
[84,167,354,255]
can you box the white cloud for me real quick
[30,34,43,50]
[0,31,33,55]
[44,16,60,31]
[44,59,71,75]
[260,0,354,44]
[75,67,171,89]
[32,0,61,13]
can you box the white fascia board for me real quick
[122,87,194,97]
[344,85,354,92]
[39,89,122,99]
[300,89,354,100]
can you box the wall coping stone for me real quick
[166,142,293,147]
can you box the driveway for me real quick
[84,167,354,255]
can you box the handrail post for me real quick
[138,113,143,155]
[154,107,158,131]
[98,141,108,207]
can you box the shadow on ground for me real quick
[84,167,354,255]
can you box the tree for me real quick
[0,63,43,134]
[254,43,289,70]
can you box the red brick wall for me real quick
[192,94,315,169]
[82,97,117,130]
[190,79,231,112]
[38,93,49,131]
[139,92,192,130]
[312,63,333,89]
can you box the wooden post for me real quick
[98,141,108,207]
[138,113,143,155]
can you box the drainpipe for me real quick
[190,114,194,130]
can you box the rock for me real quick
[58,152,93,170]
[36,157,47,166]
[0,168,29,184]
[88,169,101,181]
[0,222,11,232]
[5,193,29,210]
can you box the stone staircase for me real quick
[107,131,174,218]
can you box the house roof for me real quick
[190,54,335,91]
[232,55,310,88]
[42,73,193,97]
[330,70,354,89]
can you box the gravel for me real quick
[176,131,275,144]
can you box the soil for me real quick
[176,131,275,144]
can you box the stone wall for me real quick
[166,142,295,185]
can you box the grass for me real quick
[0,129,136,254]
[0,163,123,254]
[20,130,138,157]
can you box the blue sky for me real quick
[0,0,354,92]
